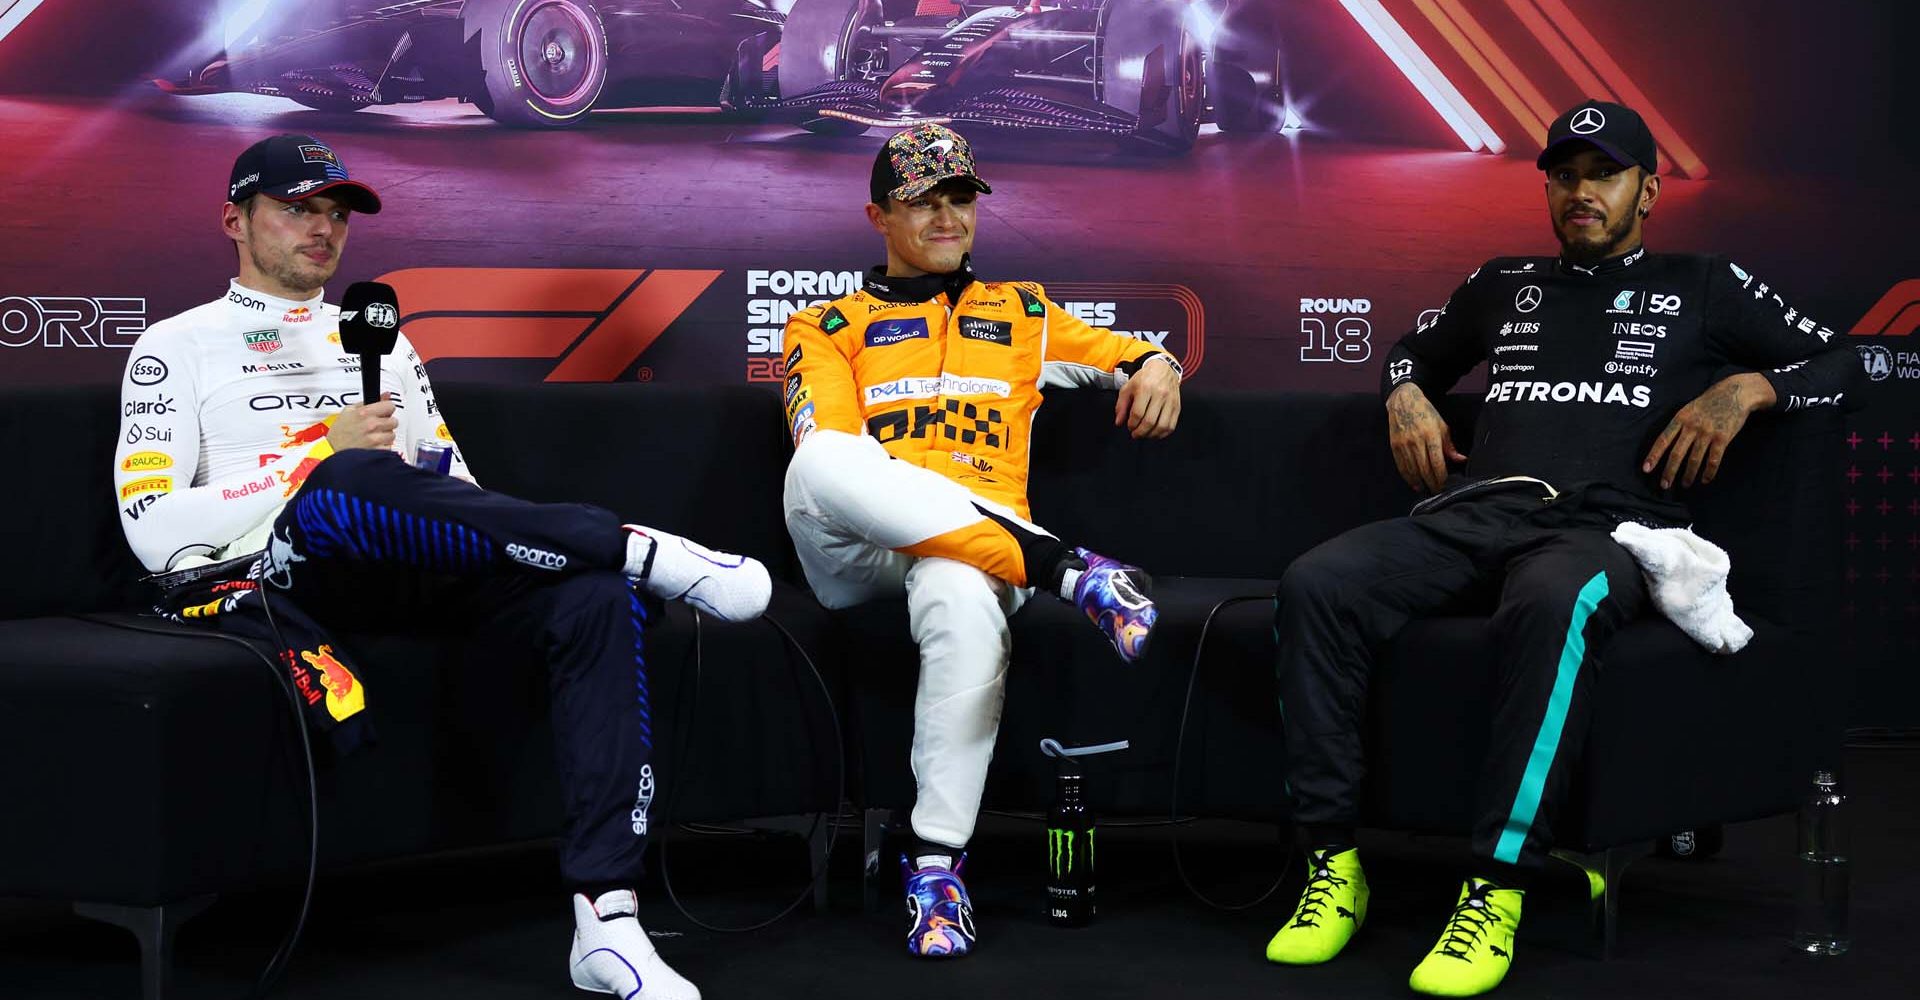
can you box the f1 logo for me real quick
[376,268,723,381]
[1851,279,1920,337]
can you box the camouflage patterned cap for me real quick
[870,123,993,204]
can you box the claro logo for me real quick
[375,268,723,381]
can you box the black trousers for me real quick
[263,449,658,889]
[1274,487,1648,872]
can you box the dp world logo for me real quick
[1515,285,1542,313]
[1858,345,1893,382]
[365,302,398,328]
[1571,107,1606,135]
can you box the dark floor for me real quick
[1,746,1911,999]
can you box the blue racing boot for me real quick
[1072,546,1157,663]
[902,853,977,959]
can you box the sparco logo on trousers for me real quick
[505,543,567,571]
[631,765,656,836]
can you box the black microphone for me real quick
[337,281,401,406]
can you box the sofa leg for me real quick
[862,808,891,913]
[1549,844,1649,959]
[740,813,832,912]
[73,895,215,1000]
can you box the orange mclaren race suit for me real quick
[781,261,1178,849]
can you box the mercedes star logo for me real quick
[1570,107,1606,135]
[1515,285,1543,313]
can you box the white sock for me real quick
[623,525,770,623]
[914,854,956,872]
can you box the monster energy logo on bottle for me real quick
[1048,827,1095,877]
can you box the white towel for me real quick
[1610,521,1753,655]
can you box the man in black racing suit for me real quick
[1262,101,1865,997]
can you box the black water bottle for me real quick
[1045,771,1096,926]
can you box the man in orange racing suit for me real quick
[780,123,1183,958]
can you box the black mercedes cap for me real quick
[227,134,382,214]
[1536,100,1657,176]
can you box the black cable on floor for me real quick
[657,610,844,933]
[76,593,319,999]
[1168,595,1292,912]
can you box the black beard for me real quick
[1557,209,1637,266]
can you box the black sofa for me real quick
[0,384,845,999]
[841,390,1845,951]
[1,382,1842,996]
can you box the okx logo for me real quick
[376,268,724,381]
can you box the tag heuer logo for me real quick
[243,329,283,354]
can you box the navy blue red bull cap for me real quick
[228,134,382,214]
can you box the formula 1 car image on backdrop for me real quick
[763,0,1280,152]
[157,0,1281,151]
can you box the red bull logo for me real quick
[281,420,331,447]
[299,644,366,722]
[283,307,312,323]
[278,455,324,497]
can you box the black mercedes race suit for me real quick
[1275,247,1864,873]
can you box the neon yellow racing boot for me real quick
[1265,847,1369,965]
[1408,877,1524,996]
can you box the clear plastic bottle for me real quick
[1792,770,1850,955]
